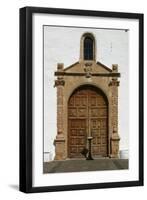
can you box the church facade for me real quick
[54,32,120,160]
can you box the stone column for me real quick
[54,63,66,160]
[109,64,120,158]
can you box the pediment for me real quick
[63,61,112,74]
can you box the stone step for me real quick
[43,159,128,173]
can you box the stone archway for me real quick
[68,85,108,158]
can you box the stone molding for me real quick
[55,71,120,77]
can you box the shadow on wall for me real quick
[9,185,19,191]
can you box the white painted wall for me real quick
[44,26,129,161]
[0,0,146,199]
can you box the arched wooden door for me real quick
[68,85,108,158]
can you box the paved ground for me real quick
[43,158,128,173]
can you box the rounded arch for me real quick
[80,32,96,61]
[68,83,109,106]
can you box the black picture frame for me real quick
[19,6,144,193]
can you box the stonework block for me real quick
[57,63,64,71]
[54,138,66,160]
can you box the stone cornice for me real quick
[55,71,120,77]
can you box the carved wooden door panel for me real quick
[89,90,108,157]
[68,86,108,158]
[68,89,88,158]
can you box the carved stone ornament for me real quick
[109,78,120,86]
[84,62,93,78]
[54,77,65,87]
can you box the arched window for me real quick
[84,36,93,60]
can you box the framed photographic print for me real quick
[19,7,144,193]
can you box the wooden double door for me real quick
[68,85,108,158]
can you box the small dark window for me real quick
[84,37,93,60]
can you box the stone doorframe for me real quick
[54,63,120,160]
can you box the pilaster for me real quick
[54,63,66,160]
[109,64,120,158]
